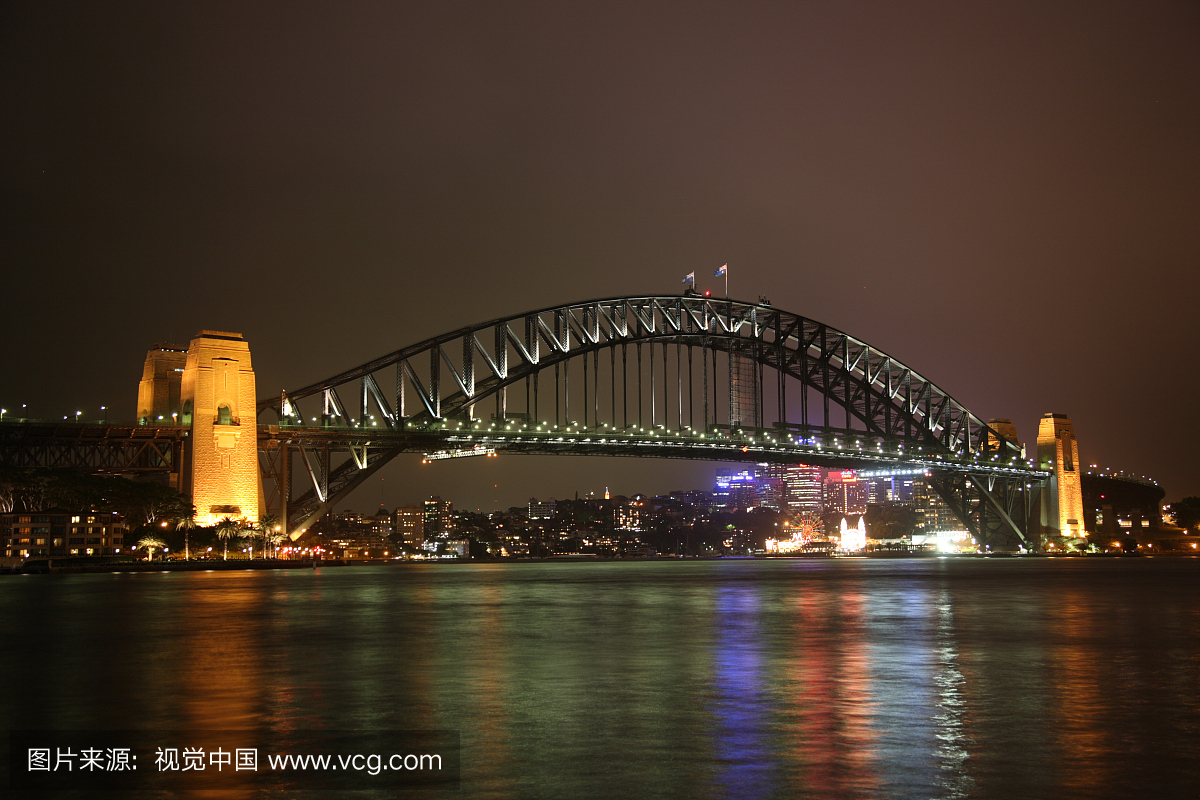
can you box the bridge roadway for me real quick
[262,417,1044,479]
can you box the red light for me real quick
[704,290,711,297]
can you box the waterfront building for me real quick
[2,509,126,558]
[866,475,915,504]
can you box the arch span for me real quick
[256,295,1045,549]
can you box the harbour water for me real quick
[2,557,1198,799]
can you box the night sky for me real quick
[3,2,1198,511]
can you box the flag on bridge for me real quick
[682,272,694,285]
[714,264,727,277]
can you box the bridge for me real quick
[253,295,1049,550]
[1,294,1054,550]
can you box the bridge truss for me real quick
[256,295,1049,550]
[0,422,187,477]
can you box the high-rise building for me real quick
[866,475,915,504]
[912,479,959,533]
[714,467,757,510]
[1037,413,1085,538]
[393,505,424,546]
[760,464,823,511]
[824,470,868,515]
[424,496,453,537]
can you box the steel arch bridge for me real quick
[256,295,1049,549]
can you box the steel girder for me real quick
[0,422,186,474]
[256,295,1046,545]
[925,472,1044,551]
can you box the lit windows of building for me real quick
[912,479,959,533]
[528,498,556,521]
[824,471,868,515]
[393,505,425,546]
[2,509,125,558]
[424,496,454,537]
[714,468,757,510]
[760,464,823,511]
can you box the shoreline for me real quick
[4,550,1183,575]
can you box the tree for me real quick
[173,507,198,560]
[258,514,280,558]
[265,528,287,558]
[864,503,920,540]
[135,535,167,561]
[214,517,241,561]
[1170,497,1200,531]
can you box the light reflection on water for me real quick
[2,558,1198,799]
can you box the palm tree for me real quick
[174,506,198,560]
[240,522,261,559]
[266,529,287,559]
[136,535,167,561]
[215,516,241,561]
[258,514,280,559]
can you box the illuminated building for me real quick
[2,510,125,558]
[714,467,757,510]
[393,505,425,546]
[912,479,958,533]
[1037,413,1085,538]
[760,464,822,511]
[824,470,868,514]
[179,331,261,526]
[614,498,645,531]
[528,498,556,521]
[839,517,867,551]
[424,496,454,537]
[865,475,915,504]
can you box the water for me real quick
[2,558,1198,799]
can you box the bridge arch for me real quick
[256,295,1041,548]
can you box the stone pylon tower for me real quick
[986,418,1023,454]
[1037,413,1085,538]
[136,344,188,425]
[179,331,261,526]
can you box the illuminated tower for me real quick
[136,343,188,425]
[986,418,1023,455]
[1037,413,1084,538]
[180,331,261,526]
